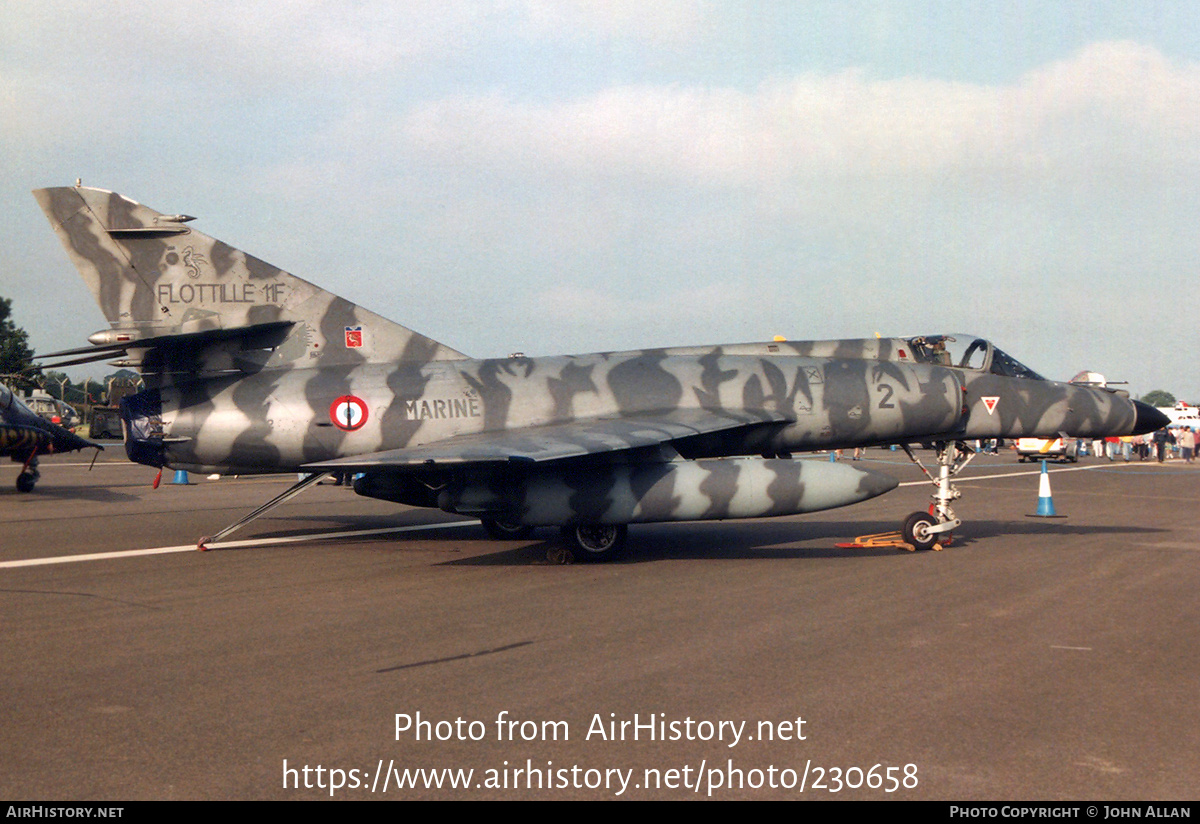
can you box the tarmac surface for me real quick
[3,446,1198,800]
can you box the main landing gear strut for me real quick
[899,440,975,550]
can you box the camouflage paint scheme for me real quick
[0,382,98,492]
[33,186,1167,542]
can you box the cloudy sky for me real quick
[2,1,1198,399]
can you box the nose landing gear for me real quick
[899,440,973,550]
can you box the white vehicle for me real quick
[1016,437,1076,463]
[20,390,80,429]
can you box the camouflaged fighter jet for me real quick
[33,185,1169,557]
[1,382,100,492]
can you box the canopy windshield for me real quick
[904,335,1046,380]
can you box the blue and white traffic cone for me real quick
[1027,460,1066,518]
[172,469,190,485]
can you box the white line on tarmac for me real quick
[1,462,1155,569]
[0,520,478,569]
[897,462,1126,487]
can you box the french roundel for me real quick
[329,395,369,431]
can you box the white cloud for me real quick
[0,1,704,86]
[0,2,480,85]
[0,0,709,156]
[393,41,1200,186]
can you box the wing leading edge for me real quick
[303,408,789,471]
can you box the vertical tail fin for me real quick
[33,185,467,367]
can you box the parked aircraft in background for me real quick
[0,382,99,491]
[33,186,1168,556]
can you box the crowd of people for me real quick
[1032,429,1195,463]
[959,427,1194,463]
[1087,427,1197,463]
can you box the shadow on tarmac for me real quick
[189,512,1168,566]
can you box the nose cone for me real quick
[1131,401,1171,435]
[50,425,100,454]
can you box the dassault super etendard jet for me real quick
[33,185,1168,557]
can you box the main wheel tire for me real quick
[560,524,628,562]
[481,518,535,541]
[16,472,35,493]
[902,511,939,551]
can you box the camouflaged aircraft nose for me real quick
[1132,400,1170,435]
[47,423,98,454]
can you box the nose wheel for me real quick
[902,511,941,551]
[900,441,972,550]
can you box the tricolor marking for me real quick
[329,395,369,431]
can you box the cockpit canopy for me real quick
[904,334,1046,381]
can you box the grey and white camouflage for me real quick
[34,186,1168,556]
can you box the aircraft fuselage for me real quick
[129,340,1140,475]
